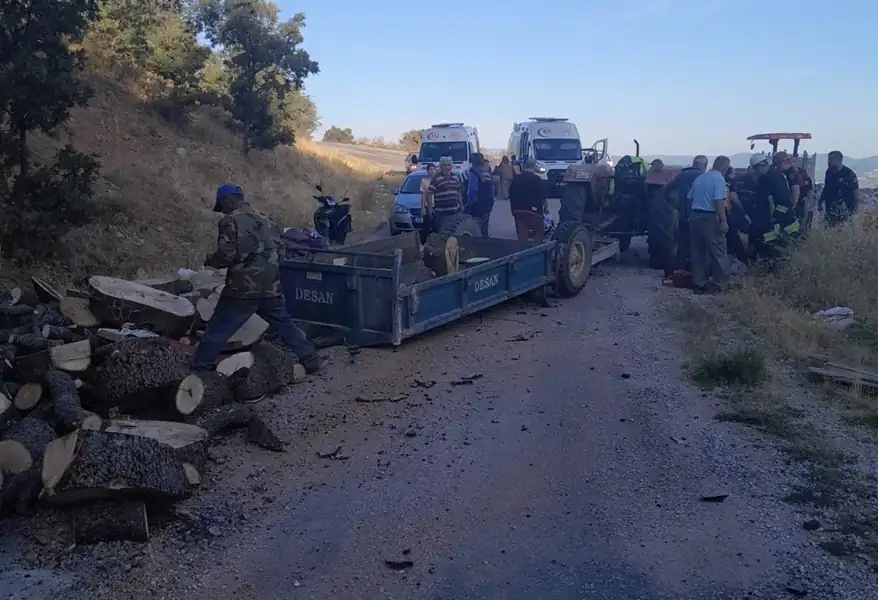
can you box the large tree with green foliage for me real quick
[191,0,319,154]
[322,126,354,144]
[0,0,102,258]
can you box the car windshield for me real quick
[401,172,428,194]
[419,141,469,163]
[533,139,582,162]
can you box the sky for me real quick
[277,0,878,157]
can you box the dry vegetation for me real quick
[0,53,396,289]
[675,211,878,567]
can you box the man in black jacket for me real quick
[509,158,549,241]
[820,150,859,226]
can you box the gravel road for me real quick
[6,201,877,599]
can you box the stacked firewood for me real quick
[0,275,306,543]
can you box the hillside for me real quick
[3,68,394,286]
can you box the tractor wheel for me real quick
[439,213,482,238]
[552,221,593,297]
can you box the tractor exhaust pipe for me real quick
[633,139,640,157]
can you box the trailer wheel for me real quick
[439,213,483,238]
[553,222,593,297]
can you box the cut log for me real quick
[101,418,209,471]
[195,297,268,349]
[41,324,77,343]
[422,233,459,277]
[49,340,91,372]
[1,381,21,400]
[216,343,305,401]
[0,416,56,474]
[13,382,42,411]
[175,372,234,417]
[0,344,15,379]
[7,333,62,353]
[87,276,196,338]
[31,276,64,304]
[97,328,159,343]
[65,287,91,300]
[89,337,191,412]
[33,304,70,328]
[59,297,100,328]
[45,370,101,432]
[14,349,51,383]
[72,500,150,544]
[132,278,194,296]
[194,404,284,451]
[41,429,193,505]
[0,389,14,424]
[0,416,55,511]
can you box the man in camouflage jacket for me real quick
[192,184,322,373]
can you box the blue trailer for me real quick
[280,223,617,348]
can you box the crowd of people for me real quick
[668,150,860,294]
[415,147,862,296]
[418,152,550,243]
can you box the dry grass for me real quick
[297,140,390,178]
[674,214,878,568]
[1,59,396,287]
[722,213,878,368]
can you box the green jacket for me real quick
[205,203,283,299]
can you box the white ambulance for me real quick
[507,118,608,196]
[417,123,480,171]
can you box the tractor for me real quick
[746,132,818,233]
[559,139,679,269]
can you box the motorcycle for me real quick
[312,184,353,246]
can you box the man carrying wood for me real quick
[192,184,322,374]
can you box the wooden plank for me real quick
[808,366,878,392]
[591,238,620,266]
[824,360,878,381]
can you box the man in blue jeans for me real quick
[192,184,323,373]
[465,153,495,237]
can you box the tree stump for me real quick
[422,234,459,276]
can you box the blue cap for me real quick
[214,184,243,211]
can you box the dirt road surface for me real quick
[6,201,876,599]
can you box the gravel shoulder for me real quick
[3,207,877,599]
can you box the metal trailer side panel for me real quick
[279,249,402,348]
[398,241,554,340]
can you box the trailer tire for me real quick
[553,222,593,297]
[439,213,483,238]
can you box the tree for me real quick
[191,0,319,154]
[399,129,423,151]
[322,126,354,144]
[0,0,102,258]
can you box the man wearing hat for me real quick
[194,184,322,373]
[734,154,777,258]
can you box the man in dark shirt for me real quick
[509,158,548,241]
[666,154,707,270]
[765,151,801,239]
[427,155,463,232]
[733,155,775,259]
[819,150,859,227]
